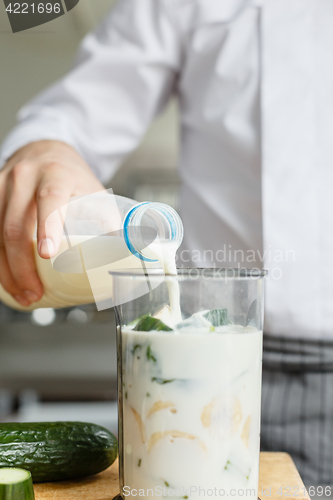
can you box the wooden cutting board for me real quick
[34,452,310,500]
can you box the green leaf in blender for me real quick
[127,313,151,328]
[146,345,157,362]
[152,377,175,385]
[132,344,142,355]
[134,316,173,332]
[203,309,229,326]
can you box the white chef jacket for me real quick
[1,0,333,340]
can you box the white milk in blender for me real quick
[121,326,262,499]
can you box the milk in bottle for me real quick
[0,190,183,311]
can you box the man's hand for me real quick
[0,140,105,307]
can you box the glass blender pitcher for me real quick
[111,268,266,500]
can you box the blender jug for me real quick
[112,268,266,500]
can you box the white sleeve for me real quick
[0,0,182,183]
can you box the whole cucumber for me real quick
[0,422,118,483]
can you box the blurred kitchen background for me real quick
[0,0,180,433]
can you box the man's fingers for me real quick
[36,166,74,258]
[3,162,43,302]
[0,174,30,306]
[0,249,31,306]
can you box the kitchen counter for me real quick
[34,452,310,500]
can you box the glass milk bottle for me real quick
[0,189,183,311]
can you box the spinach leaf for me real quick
[127,313,150,328]
[203,308,229,327]
[134,316,173,332]
[146,345,157,363]
[152,377,175,385]
[132,344,142,355]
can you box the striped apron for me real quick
[261,335,333,486]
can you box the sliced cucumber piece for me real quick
[153,305,174,328]
[134,316,173,332]
[0,468,34,500]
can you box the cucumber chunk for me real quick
[0,468,35,500]
[153,305,174,328]
[176,312,213,330]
